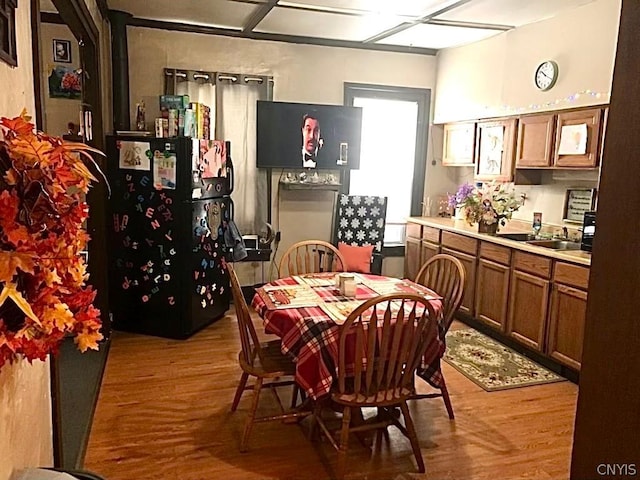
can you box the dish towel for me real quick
[224,220,248,262]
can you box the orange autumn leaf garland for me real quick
[0,110,104,369]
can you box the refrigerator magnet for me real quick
[153,152,177,190]
[192,188,202,199]
[119,141,151,170]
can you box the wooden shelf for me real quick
[280,182,342,191]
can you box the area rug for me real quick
[443,328,566,391]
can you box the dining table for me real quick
[251,272,446,400]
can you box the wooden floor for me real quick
[84,311,578,480]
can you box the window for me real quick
[344,83,430,245]
[0,0,17,67]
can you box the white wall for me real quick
[433,0,620,226]
[0,2,54,478]
[126,28,441,282]
[434,0,621,123]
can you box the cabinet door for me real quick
[443,122,476,166]
[420,240,440,267]
[507,270,550,351]
[475,259,510,331]
[516,113,556,167]
[442,247,476,316]
[475,118,517,181]
[547,283,587,370]
[405,236,421,281]
[554,108,603,168]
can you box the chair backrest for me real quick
[278,240,346,277]
[333,194,388,253]
[228,263,262,366]
[414,254,466,332]
[337,293,439,404]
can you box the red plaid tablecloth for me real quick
[251,274,445,399]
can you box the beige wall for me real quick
[40,22,82,136]
[126,27,442,282]
[434,0,621,123]
[0,3,53,479]
[433,0,620,227]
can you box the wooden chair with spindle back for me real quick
[228,264,307,452]
[411,253,466,419]
[312,293,441,479]
[278,240,346,278]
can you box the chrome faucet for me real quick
[562,226,568,239]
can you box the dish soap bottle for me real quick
[532,212,542,237]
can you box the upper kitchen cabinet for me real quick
[475,118,517,182]
[554,108,603,168]
[516,113,556,168]
[442,122,476,166]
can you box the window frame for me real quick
[343,83,431,248]
[0,0,18,67]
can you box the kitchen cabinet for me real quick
[515,113,556,167]
[506,252,551,351]
[442,122,476,166]
[420,240,439,267]
[440,232,478,316]
[475,118,517,182]
[554,108,603,168]
[405,236,421,281]
[547,262,589,370]
[475,242,511,331]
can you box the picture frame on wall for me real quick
[53,39,71,63]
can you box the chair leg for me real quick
[240,377,263,453]
[440,375,455,420]
[336,406,351,480]
[399,401,425,473]
[231,372,249,412]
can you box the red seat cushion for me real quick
[338,242,374,274]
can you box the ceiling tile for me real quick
[435,0,596,28]
[107,0,258,29]
[279,0,458,17]
[255,6,406,41]
[377,23,502,50]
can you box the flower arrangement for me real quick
[0,110,104,369]
[448,181,522,227]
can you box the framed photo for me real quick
[53,39,71,63]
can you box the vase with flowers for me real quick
[448,181,522,234]
[0,110,106,370]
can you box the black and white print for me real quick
[335,195,387,252]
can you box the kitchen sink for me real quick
[496,232,536,241]
[526,239,582,250]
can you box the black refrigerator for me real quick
[106,135,233,339]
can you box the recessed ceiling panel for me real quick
[436,0,596,28]
[378,23,502,50]
[108,0,257,29]
[279,0,458,17]
[255,6,406,42]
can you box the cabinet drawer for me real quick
[513,251,552,278]
[480,242,511,266]
[406,222,422,239]
[554,262,590,290]
[441,231,477,255]
[422,226,440,243]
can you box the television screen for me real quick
[257,101,362,170]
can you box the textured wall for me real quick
[0,2,54,478]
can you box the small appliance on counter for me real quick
[581,211,596,251]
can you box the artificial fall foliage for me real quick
[0,110,103,369]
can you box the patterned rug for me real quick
[443,328,566,391]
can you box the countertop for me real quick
[407,217,591,267]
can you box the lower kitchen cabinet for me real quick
[507,270,549,351]
[420,240,440,268]
[442,247,476,316]
[475,258,510,331]
[405,236,421,281]
[547,282,588,370]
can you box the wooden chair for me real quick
[278,240,346,277]
[228,264,307,451]
[312,293,440,479]
[411,253,466,419]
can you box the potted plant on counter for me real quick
[448,181,522,234]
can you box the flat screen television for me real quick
[256,100,362,170]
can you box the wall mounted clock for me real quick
[534,60,559,91]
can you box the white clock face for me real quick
[535,61,558,91]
